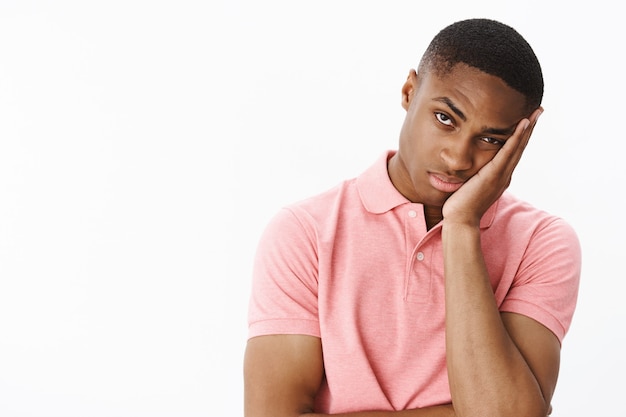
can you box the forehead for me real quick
[418,63,529,125]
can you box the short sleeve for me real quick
[500,218,581,343]
[247,207,321,339]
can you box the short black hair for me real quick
[418,18,543,111]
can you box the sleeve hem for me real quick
[248,318,321,339]
[500,298,566,343]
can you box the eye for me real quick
[435,112,453,126]
[480,137,505,147]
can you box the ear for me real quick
[401,69,419,111]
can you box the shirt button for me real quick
[416,252,425,261]
[408,210,417,218]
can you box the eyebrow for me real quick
[433,96,517,137]
[434,97,466,121]
[482,125,517,137]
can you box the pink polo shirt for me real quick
[248,151,581,413]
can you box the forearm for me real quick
[442,222,547,417]
[246,335,457,417]
[300,404,454,417]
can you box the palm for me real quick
[442,109,542,225]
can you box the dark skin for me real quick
[245,63,557,417]
[388,64,539,229]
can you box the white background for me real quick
[0,1,622,416]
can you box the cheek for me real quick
[399,113,444,164]
[403,119,434,149]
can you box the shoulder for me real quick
[494,194,581,290]
[280,178,360,226]
[495,192,579,240]
[495,194,581,341]
[487,192,581,274]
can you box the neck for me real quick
[424,206,443,230]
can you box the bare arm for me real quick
[441,108,558,417]
[244,335,324,417]
[443,223,559,417]
[244,334,456,417]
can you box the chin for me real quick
[424,191,450,208]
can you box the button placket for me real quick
[403,206,431,303]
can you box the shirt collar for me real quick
[356,150,497,229]
[356,151,409,214]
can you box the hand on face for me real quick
[441,107,544,227]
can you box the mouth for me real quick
[428,172,465,193]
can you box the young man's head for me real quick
[418,18,543,112]
[388,18,543,215]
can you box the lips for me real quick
[428,172,465,193]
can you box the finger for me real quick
[522,107,544,146]
[503,107,544,171]
[513,107,544,164]
[495,117,531,173]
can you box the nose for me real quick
[440,138,473,173]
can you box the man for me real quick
[244,18,581,417]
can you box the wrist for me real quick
[441,220,482,251]
[442,217,481,231]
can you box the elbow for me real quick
[454,395,550,417]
